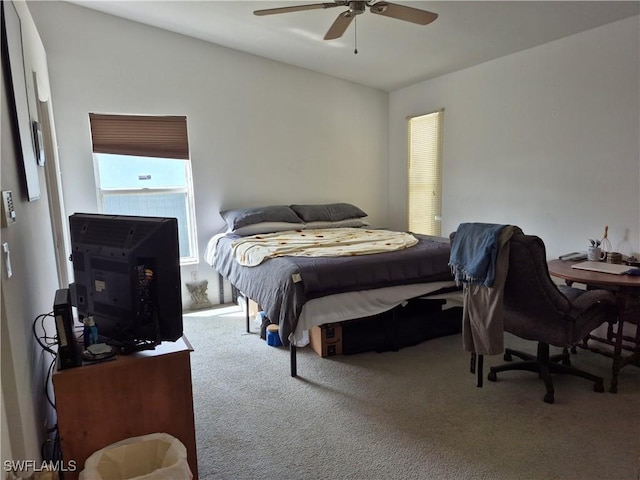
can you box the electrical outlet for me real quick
[1,191,16,227]
[191,270,198,281]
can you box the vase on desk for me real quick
[587,246,604,262]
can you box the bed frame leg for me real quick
[244,295,250,333]
[290,344,297,377]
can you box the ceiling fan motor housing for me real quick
[350,1,366,15]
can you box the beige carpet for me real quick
[184,306,640,480]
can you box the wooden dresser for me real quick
[53,336,198,479]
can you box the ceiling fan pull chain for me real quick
[354,15,358,54]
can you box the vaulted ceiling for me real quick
[66,1,640,91]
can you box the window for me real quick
[89,114,198,264]
[407,110,443,236]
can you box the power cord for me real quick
[32,312,56,355]
[32,311,63,463]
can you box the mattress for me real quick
[208,230,455,347]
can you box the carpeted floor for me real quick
[184,306,640,480]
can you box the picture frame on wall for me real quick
[1,0,41,201]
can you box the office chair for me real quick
[487,233,616,404]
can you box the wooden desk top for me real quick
[53,336,193,377]
[548,259,640,289]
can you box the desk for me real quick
[548,259,640,393]
[53,337,198,480]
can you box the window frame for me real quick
[89,114,198,265]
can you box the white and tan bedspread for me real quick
[230,228,419,267]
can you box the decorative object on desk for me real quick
[186,279,212,310]
[605,251,622,264]
[587,242,604,262]
[626,256,640,268]
[600,225,612,255]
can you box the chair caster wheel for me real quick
[504,352,512,361]
[594,381,604,393]
[488,371,497,382]
[544,392,555,404]
[609,385,618,394]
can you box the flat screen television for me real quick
[69,213,183,353]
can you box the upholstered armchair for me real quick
[489,233,616,403]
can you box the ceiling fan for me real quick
[254,1,438,41]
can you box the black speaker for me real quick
[54,288,82,370]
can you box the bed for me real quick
[205,203,461,376]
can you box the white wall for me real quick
[1,0,60,463]
[27,1,389,306]
[389,16,640,260]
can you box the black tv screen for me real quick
[69,213,183,352]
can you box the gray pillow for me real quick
[220,205,303,230]
[290,203,367,222]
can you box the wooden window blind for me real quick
[89,113,189,160]
[407,109,443,236]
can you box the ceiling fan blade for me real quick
[324,11,355,40]
[254,2,343,16]
[369,2,438,25]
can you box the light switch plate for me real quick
[1,191,16,227]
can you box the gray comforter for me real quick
[213,233,453,346]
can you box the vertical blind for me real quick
[89,113,189,160]
[407,109,443,236]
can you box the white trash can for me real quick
[79,432,192,480]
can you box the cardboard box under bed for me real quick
[309,298,462,357]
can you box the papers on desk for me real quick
[571,261,631,275]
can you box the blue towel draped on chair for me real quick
[449,222,508,288]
